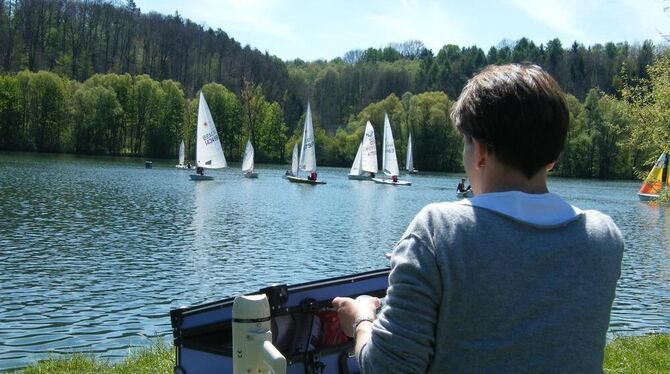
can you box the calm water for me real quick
[0,153,668,370]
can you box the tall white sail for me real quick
[291,143,299,176]
[406,133,414,172]
[196,92,227,169]
[242,139,254,173]
[299,102,317,173]
[361,121,378,173]
[178,140,185,165]
[349,142,363,175]
[382,113,399,176]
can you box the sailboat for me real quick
[190,92,227,181]
[372,113,411,186]
[638,152,669,201]
[175,140,189,169]
[348,121,378,180]
[406,133,418,174]
[286,103,326,185]
[242,139,258,178]
[283,143,299,179]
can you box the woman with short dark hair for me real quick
[334,63,623,373]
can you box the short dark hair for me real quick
[450,63,569,178]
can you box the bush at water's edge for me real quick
[17,334,670,373]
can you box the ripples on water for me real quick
[0,153,669,370]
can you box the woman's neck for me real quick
[478,163,549,195]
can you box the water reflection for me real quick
[0,153,669,370]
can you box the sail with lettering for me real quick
[190,92,227,180]
[299,102,317,173]
[348,121,378,180]
[196,92,227,169]
[382,113,399,177]
[638,152,669,201]
[287,102,325,184]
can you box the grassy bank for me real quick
[17,334,670,373]
[604,334,670,373]
[18,341,173,374]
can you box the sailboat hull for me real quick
[170,269,389,374]
[372,177,411,186]
[189,174,214,181]
[176,164,192,169]
[638,193,659,201]
[243,172,258,178]
[348,174,373,180]
[286,176,326,185]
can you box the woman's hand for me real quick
[332,295,381,337]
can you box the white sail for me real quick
[299,102,317,173]
[196,92,227,169]
[406,133,414,172]
[361,121,378,173]
[178,140,185,165]
[349,142,363,175]
[382,113,399,176]
[291,143,299,176]
[242,139,254,173]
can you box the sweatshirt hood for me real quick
[460,191,584,228]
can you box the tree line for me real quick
[290,38,656,132]
[0,70,290,163]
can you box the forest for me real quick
[0,0,668,179]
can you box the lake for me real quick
[0,152,668,370]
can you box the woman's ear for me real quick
[473,139,488,169]
[546,162,556,171]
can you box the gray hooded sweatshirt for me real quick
[359,192,623,373]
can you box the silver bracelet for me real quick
[353,317,375,333]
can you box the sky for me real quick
[134,0,670,61]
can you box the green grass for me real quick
[604,334,670,374]
[17,334,670,373]
[18,341,174,374]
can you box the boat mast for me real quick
[662,152,669,190]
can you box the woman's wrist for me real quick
[352,316,375,334]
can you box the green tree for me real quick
[15,70,69,152]
[84,74,134,154]
[132,75,163,155]
[0,75,21,150]
[406,91,459,171]
[621,56,670,174]
[72,85,123,154]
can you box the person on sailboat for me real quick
[196,166,204,176]
[308,171,317,181]
[333,63,623,373]
[187,162,192,169]
[391,175,398,183]
[457,178,471,192]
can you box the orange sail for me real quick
[639,152,668,196]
